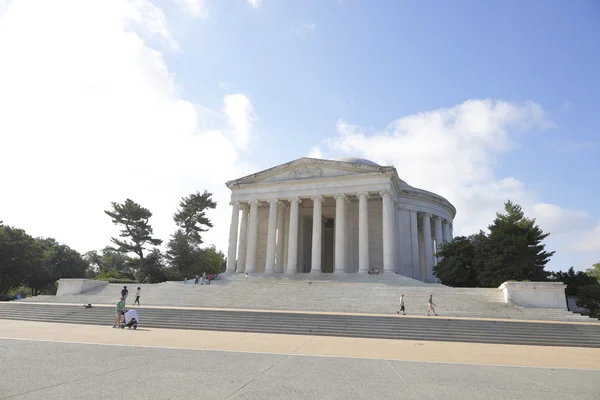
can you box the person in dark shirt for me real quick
[121,286,129,304]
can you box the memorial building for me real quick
[225,157,456,282]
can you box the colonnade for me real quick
[226,191,453,281]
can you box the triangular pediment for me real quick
[227,157,394,187]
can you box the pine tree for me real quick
[477,201,554,287]
[433,235,480,287]
[173,191,217,245]
[104,199,162,262]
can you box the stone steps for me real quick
[1,303,599,348]
[18,275,596,322]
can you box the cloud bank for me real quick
[311,100,599,270]
[0,0,253,254]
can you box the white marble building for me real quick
[225,157,455,282]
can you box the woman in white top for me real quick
[133,287,141,306]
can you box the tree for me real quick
[433,235,480,287]
[199,245,226,275]
[104,199,162,262]
[85,247,133,274]
[586,262,600,284]
[173,191,216,245]
[0,224,42,294]
[551,267,598,296]
[136,248,168,283]
[165,229,201,277]
[476,201,554,287]
[576,285,600,319]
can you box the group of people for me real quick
[397,294,438,316]
[112,286,141,328]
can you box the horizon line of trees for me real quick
[433,201,600,317]
[1,190,226,296]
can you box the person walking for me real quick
[121,286,129,305]
[194,274,199,284]
[397,294,406,315]
[133,287,141,306]
[428,294,438,316]
[201,271,207,285]
[244,272,248,282]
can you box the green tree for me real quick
[476,201,554,287]
[199,245,226,275]
[136,248,168,283]
[433,235,481,287]
[576,285,600,319]
[104,199,162,262]
[165,229,201,277]
[551,267,598,296]
[585,262,600,284]
[173,191,216,244]
[85,247,133,274]
[0,224,41,294]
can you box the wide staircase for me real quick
[18,274,596,322]
[1,302,599,348]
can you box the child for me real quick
[113,298,125,328]
[133,287,141,306]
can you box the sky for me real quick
[1,0,599,272]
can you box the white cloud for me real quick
[223,94,255,151]
[311,99,599,270]
[572,224,600,253]
[307,147,323,159]
[170,0,207,18]
[295,22,315,39]
[0,0,254,255]
[247,0,262,9]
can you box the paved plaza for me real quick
[1,333,600,399]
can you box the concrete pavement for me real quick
[1,320,600,369]
[1,335,599,399]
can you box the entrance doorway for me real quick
[322,218,334,273]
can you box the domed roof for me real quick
[333,157,380,167]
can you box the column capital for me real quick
[268,198,279,205]
[333,193,346,201]
[420,212,431,218]
[287,196,300,203]
[239,202,249,211]
[356,191,369,199]
[379,189,393,197]
[229,200,239,206]
[433,214,443,221]
[311,195,323,202]
[249,199,259,206]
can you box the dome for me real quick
[333,157,380,167]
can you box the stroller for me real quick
[119,309,139,329]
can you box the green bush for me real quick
[576,285,600,319]
[94,269,134,282]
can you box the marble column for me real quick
[357,192,370,273]
[265,199,279,274]
[410,210,420,279]
[286,196,300,274]
[226,201,240,274]
[245,199,259,273]
[275,202,286,273]
[310,195,323,274]
[236,204,249,273]
[434,216,444,263]
[380,190,393,274]
[421,213,434,281]
[449,223,454,241]
[442,220,451,244]
[334,194,346,273]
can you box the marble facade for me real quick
[225,157,456,282]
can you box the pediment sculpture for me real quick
[291,166,323,180]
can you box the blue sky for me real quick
[1,0,599,272]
